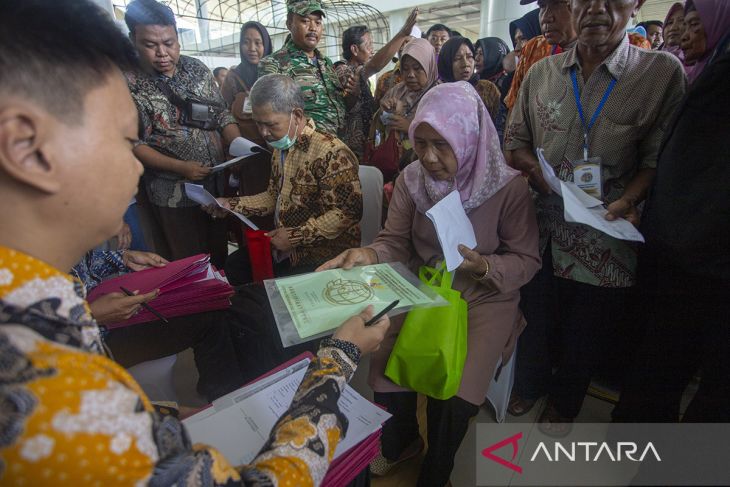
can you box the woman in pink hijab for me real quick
[681,0,730,83]
[661,2,686,61]
[319,82,540,486]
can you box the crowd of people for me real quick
[0,0,728,485]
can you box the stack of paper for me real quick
[183,353,391,485]
[536,148,645,242]
[87,254,234,328]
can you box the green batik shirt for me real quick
[259,39,346,137]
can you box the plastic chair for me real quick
[127,354,179,403]
[358,165,384,246]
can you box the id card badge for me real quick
[572,157,603,199]
[242,96,253,115]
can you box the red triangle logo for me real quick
[481,432,524,474]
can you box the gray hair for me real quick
[250,74,304,113]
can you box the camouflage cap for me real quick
[287,0,326,17]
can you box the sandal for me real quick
[370,436,424,477]
[537,404,574,438]
[507,393,538,417]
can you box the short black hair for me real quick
[426,24,452,38]
[0,0,138,124]
[342,25,370,61]
[125,0,177,36]
[642,20,664,29]
[213,67,228,77]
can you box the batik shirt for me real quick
[70,250,126,293]
[126,55,237,208]
[334,61,377,160]
[259,40,346,137]
[0,245,359,486]
[230,120,362,267]
[504,35,686,287]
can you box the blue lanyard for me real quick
[570,68,616,161]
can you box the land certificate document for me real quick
[272,263,435,340]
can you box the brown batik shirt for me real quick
[230,119,363,267]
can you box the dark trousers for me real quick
[105,310,243,403]
[151,204,228,269]
[613,255,730,422]
[374,391,478,487]
[224,247,318,286]
[513,247,629,418]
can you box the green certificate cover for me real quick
[274,263,434,339]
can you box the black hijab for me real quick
[475,37,510,79]
[234,21,272,90]
[437,37,479,85]
[508,9,541,48]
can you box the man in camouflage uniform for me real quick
[258,0,356,137]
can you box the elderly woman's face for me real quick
[401,55,428,92]
[413,122,458,181]
[252,103,303,143]
[681,9,707,63]
[452,43,475,81]
[664,9,685,47]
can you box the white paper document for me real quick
[229,136,268,158]
[183,357,391,465]
[536,149,644,242]
[211,156,246,173]
[425,190,477,271]
[184,183,259,230]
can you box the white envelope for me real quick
[426,190,477,272]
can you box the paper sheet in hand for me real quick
[425,190,477,272]
[183,357,391,465]
[272,263,436,339]
[210,156,246,173]
[536,148,644,242]
[229,136,268,158]
[184,183,259,230]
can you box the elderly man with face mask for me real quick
[208,74,363,284]
[504,0,686,435]
[259,0,357,138]
[124,0,240,270]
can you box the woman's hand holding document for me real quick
[536,148,645,242]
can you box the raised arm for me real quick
[362,8,418,79]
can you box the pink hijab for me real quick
[403,81,520,214]
[684,0,730,83]
[661,2,685,62]
[382,38,438,115]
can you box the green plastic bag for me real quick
[384,264,468,400]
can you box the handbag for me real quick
[363,124,401,183]
[384,263,468,400]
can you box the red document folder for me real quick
[183,352,384,487]
[86,254,234,328]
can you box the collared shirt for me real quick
[126,55,237,208]
[0,245,357,486]
[505,35,686,287]
[230,119,362,267]
[259,39,346,137]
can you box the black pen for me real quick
[120,286,168,324]
[365,300,400,326]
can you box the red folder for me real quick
[87,254,234,328]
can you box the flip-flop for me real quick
[508,393,538,417]
[369,436,425,477]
